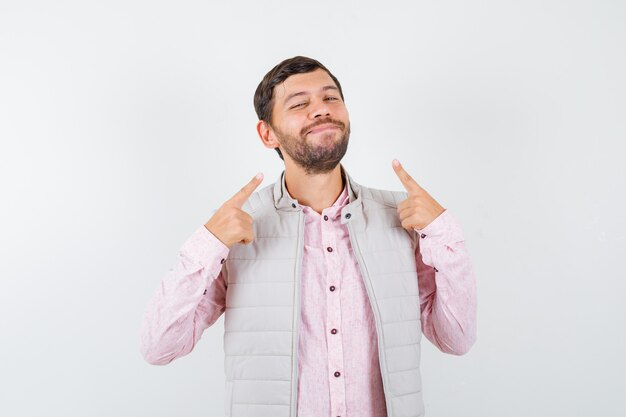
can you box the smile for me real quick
[308,124,340,135]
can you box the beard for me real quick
[274,118,351,175]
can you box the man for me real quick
[139,56,477,417]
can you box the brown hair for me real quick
[253,56,345,160]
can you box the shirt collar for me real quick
[272,163,360,217]
[332,182,350,208]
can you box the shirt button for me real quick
[327,246,333,252]
[292,203,297,208]
[324,215,329,221]
[420,233,426,238]
[329,285,336,292]
[331,328,337,334]
[434,267,439,272]
[345,213,351,219]
[220,258,225,264]
[203,289,207,295]
[334,371,341,377]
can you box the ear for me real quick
[256,120,280,150]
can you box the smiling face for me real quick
[261,68,351,174]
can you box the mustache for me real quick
[301,118,346,136]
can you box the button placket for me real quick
[322,208,346,417]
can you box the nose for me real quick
[309,98,331,119]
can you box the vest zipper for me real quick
[346,220,394,417]
[291,210,306,417]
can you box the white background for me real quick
[1,1,625,416]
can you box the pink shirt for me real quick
[139,183,477,417]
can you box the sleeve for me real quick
[415,209,477,355]
[139,225,230,365]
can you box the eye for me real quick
[325,96,339,101]
[290,102,306,109]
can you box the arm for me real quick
[415,210,477,355]
[139,225,229,365]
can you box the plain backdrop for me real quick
[1,1,625,416]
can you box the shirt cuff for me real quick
[179,225,230,272]
[413,210,466,249]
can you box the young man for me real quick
[139,56,477,417]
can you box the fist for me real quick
[204,173,264,248]
[392,159,445,231]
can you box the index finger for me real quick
[392,159,422,193]
[227,172,264,207]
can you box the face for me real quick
[266,68,351,174]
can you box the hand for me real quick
[204,173,264,248]
[392,159,445,231]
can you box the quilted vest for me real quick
[220,164,425,417]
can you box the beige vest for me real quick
[221,165,425,417]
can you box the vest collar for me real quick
[272,163,363,223]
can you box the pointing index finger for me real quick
[227,172,264,207]
[392,159,421,193]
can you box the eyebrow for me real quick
[283,85,339,105]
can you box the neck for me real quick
[283,160,345,214]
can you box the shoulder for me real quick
[241,182,276,216]
[358,183,408,209]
